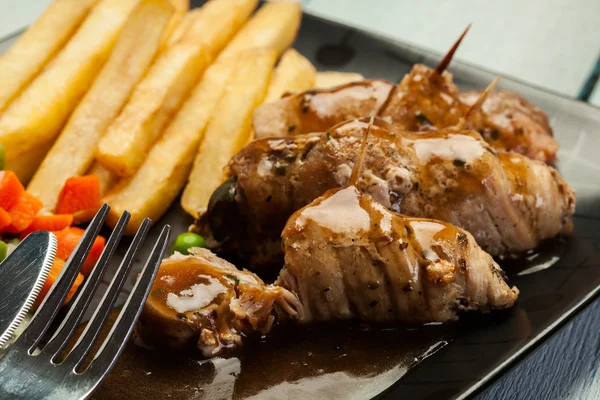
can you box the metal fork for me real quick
[0,204,171,399]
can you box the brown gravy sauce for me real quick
[94,320,452,400]
[91,236,567,399]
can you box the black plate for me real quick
[292,12,600,400]
[294,12,600,399]
[2,4,599,400]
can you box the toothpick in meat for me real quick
[433,24,472,75]
[455,76,499,129]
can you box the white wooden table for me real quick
[1,1,599,399]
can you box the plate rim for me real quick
[294,13,600,398]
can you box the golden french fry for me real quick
[178,1,302,218]
[164,7,202,47]
[104,56,240,233]
[7,141,54,185]
[103,0,303,230]
[265,48,316,102]
[159,0,189,47]
[97,43,211,177]
[107,50,276,232]
[169,0,189,11]
[96,0,258,177]
[180,49,277,218]
[315,71,365,89]
[27,0,173,210]
[0,0,99,113]
[88,161,119,196]
[0,0,141,163]
[219,0,301,60]
[177,0,259,50]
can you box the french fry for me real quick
[170,0,189,12]
[104,56,239,233]
[103,0,303,230]
[177,0,259,49]
[96,0,258,177]
[178,1,302,218]
[164,8,202,47]
[315,71,365,89]
[7,141,54,185]
[0,0,141,164]
[0,0,99,113]
[87,162,118,196]
[159,0,189,47]
[106,50,276,233]
[27,0,173,210]
[219,0,301,60]
[96,43,211,177]
[265,48,316,103]
[180,49,277,219]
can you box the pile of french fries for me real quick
[0,0,366,234]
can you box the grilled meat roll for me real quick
[278,185,519,323]
[200,118,574,271]
[253,64,558,163]
[459,89,558,163]
[137,248,302,357]
[142,187,518,357]
[253,79,394,137]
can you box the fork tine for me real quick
[17,204,110,352]
[64,218,153,370]
[41,211,131,360]
[86,225,170,377]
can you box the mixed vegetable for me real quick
[0,141,211,309]
[0,151,105,308]
[171,232,205,255]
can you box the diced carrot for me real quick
[20,214,74,239]
[0,171,24,210]
[0,208,11,231]
[55,175,102,216]
[54,227,105,276]
[4,191,43,233]
[65,273,84,304]
[34,258,84,309]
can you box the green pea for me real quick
[0,144,5,170]
[0,241,8,263]
[172,232,205,255]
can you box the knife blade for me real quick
[0,231,57,348]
